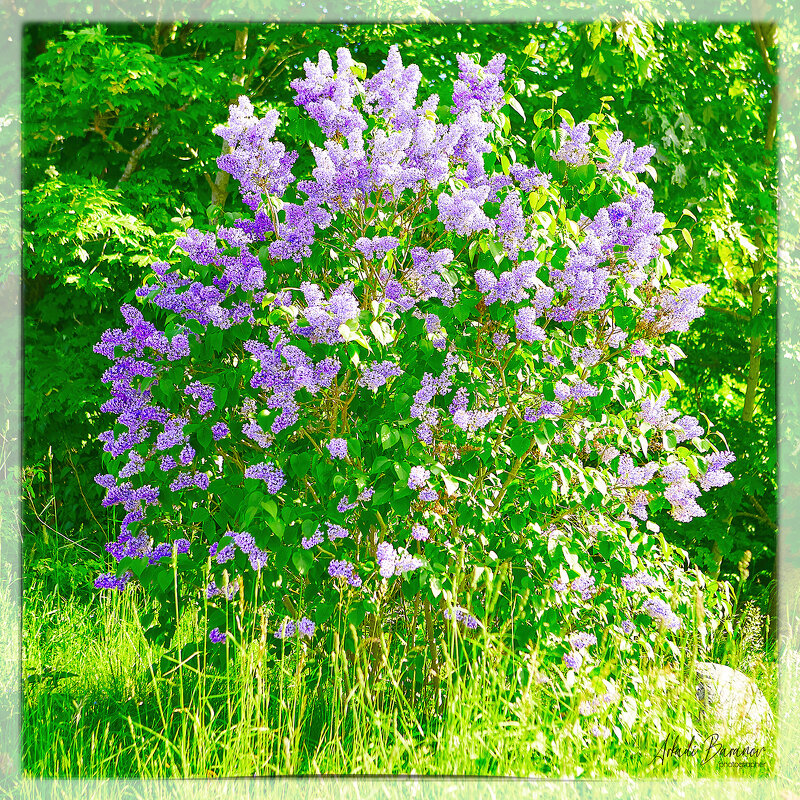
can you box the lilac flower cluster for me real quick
[355,236,399,261]
[206,577,240,601]
[409,353,460,443]
[553,120,592,166]
[244,461,286,493]
[620,571,658,591]
[700,451,736,490]
[376,541,425,578]
[214,95,298,210]
[209,628,228,644]
[448,388,504,434]
[475,261,548,306]
[274,616,316,640]
[642,597,682,630]
[443,606,480,629]
[244,335,341,435]
[523,401,563,423]
[358,360,404,392]
[408,466,431,491]
[571,574,596,601]
[411,523,429,541]
[220,530,269,571]
[568,631,597,650]
[328,559,363,587]
[600,130,656,175]
[327,438,348,460]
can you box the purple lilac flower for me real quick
[244,461,286,493]
[412,523,429,541]
[355,236,399,261]
[298,617,315,638]
[274,619,297,639]
[443,607,480,628]
[656,284,709,333]
[620,620,635,635]
[553,120,592,165]
[563,651,583,670]
[229,530,269,571]
[572,574,596,600]
[600,130,656,175]
[358,487,375,502]
[408,466,431,490]
[642,597,682,630]
[510,162,550,191]
[174,538,190,555]
[675,415,704,442]
[515,307,546,343]
[437,186,495,237]
[179,444,195,466]
[664,478,706,522]
[337,496,358,513]
[617,455,659,488]
[328,559,362,587]
[568,631,598,650]
[214,96,298,209]
[621,571,657,591]
[327,438,348,460]
[215,543,236,564]
[148,542,172,565]
[212,422,230,441]
[358,360,403,392]
[326,522,349,541]
[209,628,228,644]
[419,487,438,502]
[451,52,506,114]
[523,401,563,423]
[291,48,366,140]
[699,451,736,490]
[94,571,133,591]
[301,527,324,549]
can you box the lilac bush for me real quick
[91,45,733,678]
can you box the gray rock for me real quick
[694,661,774,748]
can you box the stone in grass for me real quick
[694,661,774,749]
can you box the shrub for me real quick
[91,45,734,682]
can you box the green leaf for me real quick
[509,435,530,457]
[506,95,526,121]
[291,549,313,575]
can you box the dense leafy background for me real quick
[21,19,776,620]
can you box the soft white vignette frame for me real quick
[0,0,797,798]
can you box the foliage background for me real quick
[20,17,776,623]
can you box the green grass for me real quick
[20,570,780,780]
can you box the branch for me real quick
[116,101,192,187]
[207,26,249,208]
[705,304,751,322]
[751,22,774,75]
[488,446,533,516]
[90,114,129,155]
[116,120,163,186]
[747,493,777,531]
